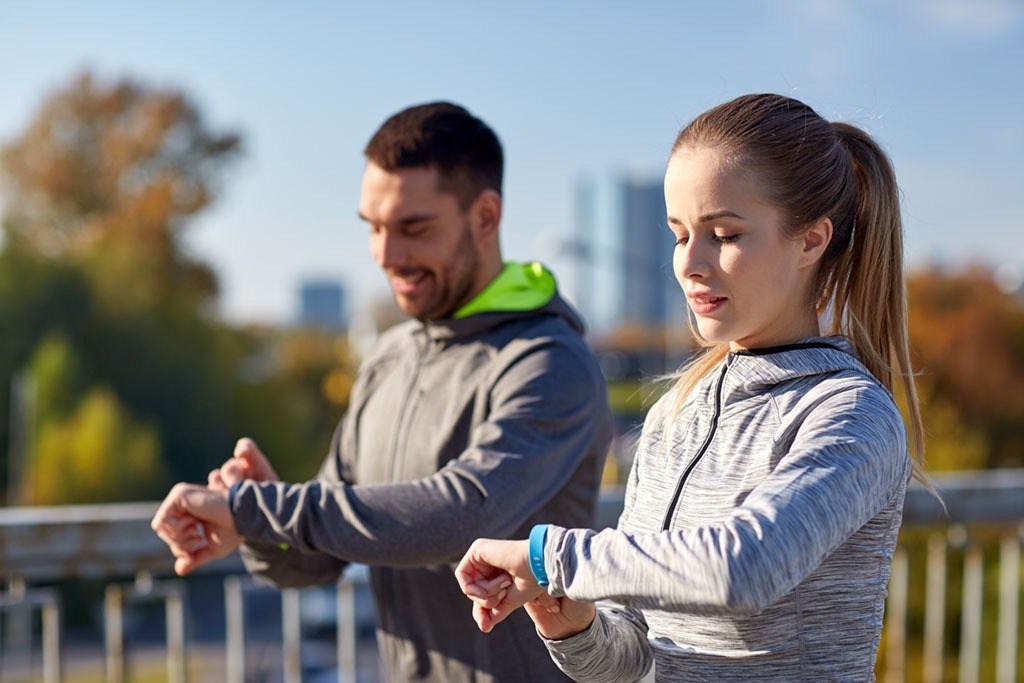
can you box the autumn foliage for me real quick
[907,266,1024,469]
[0,71,352,505]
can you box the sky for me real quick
[2,0,1023,325]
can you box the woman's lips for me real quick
[688,294,726,315]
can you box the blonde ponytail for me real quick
[827,123,926,477]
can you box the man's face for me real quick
[359,163,485,320]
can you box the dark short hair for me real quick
[363,101,503,207]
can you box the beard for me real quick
[395,221,481,321]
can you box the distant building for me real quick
[574,173,679,332]
[298,279,347,330]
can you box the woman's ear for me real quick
[800,217,833,269]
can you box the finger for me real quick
[151,482,189,531]
[479,574,513,594]
[155,525,204,553]
[460,570,512,600]
[154,505,201,537]
[219,459,247,486]
[455,552,492,592]
[174,550,206,576]
[234,438,278,481]
[531,592,561,613]
[472,602,495,633]
[208,469,227,490]
[468,588,508,611]
[233,437,258,459]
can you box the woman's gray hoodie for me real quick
[541,338,911,682]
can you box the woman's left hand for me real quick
[457,538,547,632]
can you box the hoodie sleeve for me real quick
[234,421,352,588]
[229,333,609,574]
[543,600,653,683]
[542,456,654,682]
[543,381,910,615]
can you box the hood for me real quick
[423,262,586,341]
[722,337,879,401]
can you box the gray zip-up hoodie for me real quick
[540,338,911,682]
[229,273,611,682]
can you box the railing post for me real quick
[922,532,947,683]
[282,587,302,683]
[337,579,357,682]
[959,541,984,683]
[2,577,32,679]
[167,586,187,683]
[1,577,63,683]
[104,583,125,683]
[995,525,1021,683]
[42,596,62,683]
[103,572,188,683]
[224,575,246,683]
[883,546,908,683]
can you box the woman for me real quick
[456,93,927,682]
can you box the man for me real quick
[152,102,612,682]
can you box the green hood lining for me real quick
[453,261,556,319]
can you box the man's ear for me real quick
[470,189,502,244]
[800,217,833,269]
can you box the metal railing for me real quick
[1,470,1023,682]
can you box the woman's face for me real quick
[665,146,824,350]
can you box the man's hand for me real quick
[151,483,241,575]
[208,437,279,490]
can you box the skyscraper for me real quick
[574,172,678,333]
[298,279,347,331]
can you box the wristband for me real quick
[528,524,550,588]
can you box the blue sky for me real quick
[2,0,1022,324]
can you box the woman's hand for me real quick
[525,595,597,641]
[456,538,596,637]
[457,539,546,632]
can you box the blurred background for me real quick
[1,1,1022,681]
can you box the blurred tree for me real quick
[26,332,89,422]
[0,248,96,500]
[25,386,164,505]
[0,69,241,308]
[14,334,165,504]
[0,70,245,501]
[907,266,1024,469]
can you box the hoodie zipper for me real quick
[660,355,732,531]
[389,325,432,481]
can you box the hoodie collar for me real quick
[453,261,556,319]
[419,262,584,341]
[721,336,870,399]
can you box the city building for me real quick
[573,172,680,333]
[298,279,347,331]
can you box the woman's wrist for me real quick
[528,524,550,587]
